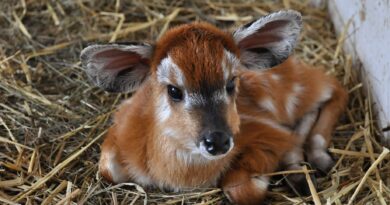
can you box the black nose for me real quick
[202,131,231,155]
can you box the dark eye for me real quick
[226,77,236,94]
[167,85,183,102]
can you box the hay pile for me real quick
[0,0,389,204]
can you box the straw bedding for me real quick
[0,0,389,204]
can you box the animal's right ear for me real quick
[233,10,302,69]
[80,43,153,93]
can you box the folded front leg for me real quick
[99,130,130,183]
[222,169,269,205]
[221,119,296,205]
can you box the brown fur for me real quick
[152,23,239,91]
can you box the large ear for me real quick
[80,43,153,93]
[233,10,302,69]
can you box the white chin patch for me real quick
[198,138,234,160]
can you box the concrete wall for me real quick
[326,0,390,146]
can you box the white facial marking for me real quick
[156,55,185,86]
[156,94,171,122]
[259,98,278,115]
[176,147,211,166]
[212,89,229,104]
[251,176,269,191]
[222,49,240,81]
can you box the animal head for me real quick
[81,10,302,160]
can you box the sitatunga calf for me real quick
[80,10,347,204]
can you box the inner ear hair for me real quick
[233,10,302,70]
[80,43,153,93]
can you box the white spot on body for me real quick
[285,95,299,120]
[293,83,304,93]
[285,83,304,120]
[239,114,291,135]
[259,98,278,115]
[252,176,269,191]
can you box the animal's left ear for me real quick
[233,10,302,69]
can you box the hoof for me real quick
[308,151,335,176]
[223,176,268,205]
[285,173,317,196]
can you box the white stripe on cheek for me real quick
[156,94,171,122]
